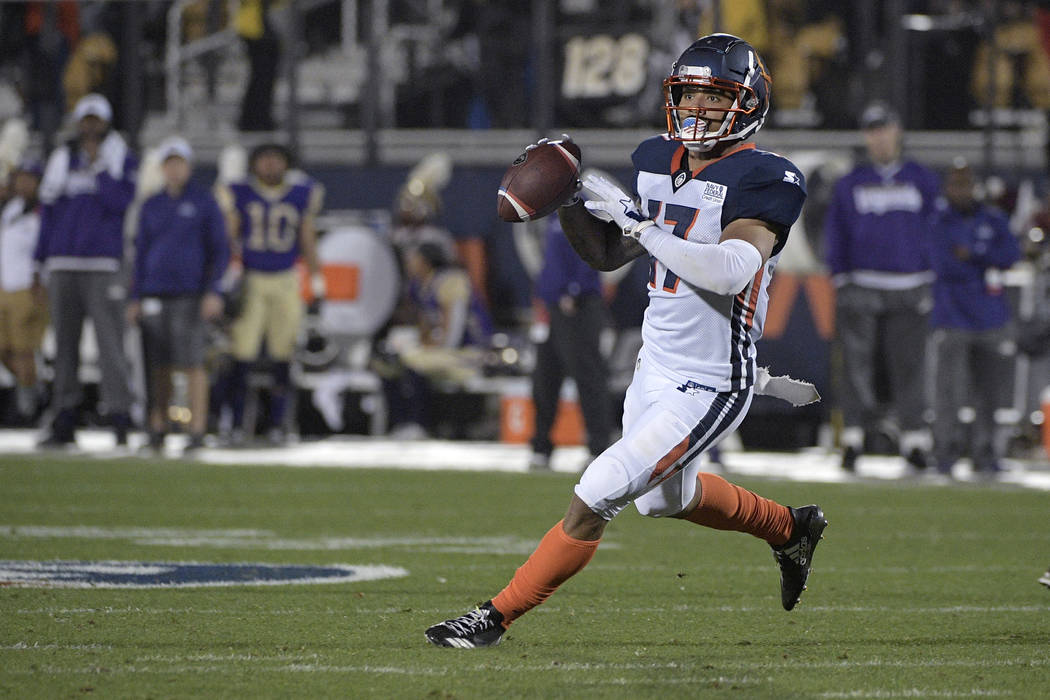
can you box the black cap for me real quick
[860,102,899,129]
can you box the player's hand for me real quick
[126,300,141,325]
[200,292,224,321]
[581,174,654,239]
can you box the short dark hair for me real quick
[415,242,449,270]
[249,142,294,169]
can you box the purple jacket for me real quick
[824,161,940,278]
[34,142,137,268]
[929,202,1020,331]
[535,216,602,307]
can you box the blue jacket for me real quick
[824,161,940,278]
[929,201,1020,331]
[34,143,137,267]
[132,182,229,298]
[534,216,602,308]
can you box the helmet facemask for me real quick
[664,72,760,153]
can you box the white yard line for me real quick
[820,691,1012,698]
[1,429,1047,490]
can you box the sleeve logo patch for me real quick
[783,170,801,185]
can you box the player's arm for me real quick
[558,199,646,272]
[214,184,242,259]
[301,183,325,299]
[582,173,773,296]
[636,218,776,295]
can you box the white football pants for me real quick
[575,354,753,520]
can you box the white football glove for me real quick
[581,173,655,239]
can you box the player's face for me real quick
[944,167,975,210]
[863,123,901,165]
[405,249,427,280]
[77,115,107,143]
[252,152,289,186]
[162,156,191,191]
[678,87,735,134]
[12,171,39,200]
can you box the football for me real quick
[497,139,582,222]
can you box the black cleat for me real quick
[771,505,828,611]
[841,446,859,473]
[905,447,930,472]
[37,431,75,449]
[425,601,505,648]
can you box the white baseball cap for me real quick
[156,136,193,163]
[72,93,113,123]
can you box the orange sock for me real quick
[491,519,600,626]
[685,472,794,545]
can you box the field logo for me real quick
[0,560,408,589]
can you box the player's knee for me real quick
[574,452,633,521]
[634,493,680,519]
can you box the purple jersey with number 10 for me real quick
[218,172,324,272]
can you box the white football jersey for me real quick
[631,137,806,392]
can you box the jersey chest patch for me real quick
[702,181,727,204]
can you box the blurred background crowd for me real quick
[0,0,1048,477]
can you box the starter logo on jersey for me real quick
[783,170,801,186]
[701,181,727,204]
[676,379,717,395]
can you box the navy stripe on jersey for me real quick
[646,389,740,488]
[729,269,763,391]
[679,389,750,468]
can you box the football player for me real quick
[215,143,325,444]
[426,34,826,648]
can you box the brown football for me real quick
[497,139,582,222]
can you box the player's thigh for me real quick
[619,351,663,436]
[263,270,303,361]
[230,274,269,361]
[576,384,743,520]
[634,389,753,518]
[167,297,207,368]
[15,289,48,353]
[139,299,174,366]
[0,293,14,355]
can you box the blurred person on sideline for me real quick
[215,143,324,445]
[928,160,1020,479]
[528,215,612,471]
[235,0,280,132]
[0,161,48,422]
[33,93,137,448]
[127,137,229,456]
[378,241,492,439]
[389,153,489,308]
[824,102,940,473]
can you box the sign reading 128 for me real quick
[562,34,649,99]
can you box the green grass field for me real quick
[2,454,1049,698]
